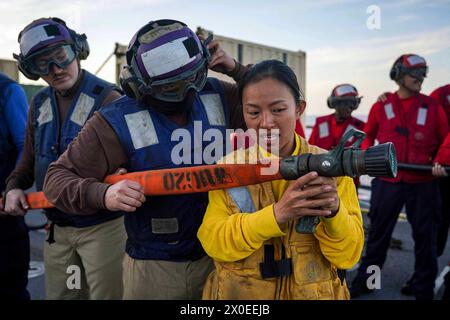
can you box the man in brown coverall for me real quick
[43,19,250,299]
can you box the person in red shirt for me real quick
[433,133,450,300]
[434,134,450,168]
[295,119,306,138]
[350,54,449,300]
[430,84,450,127]
[430,85,450,259]
[309,84,365,150]
[309,84,365,189]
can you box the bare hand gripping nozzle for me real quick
[278,129,397,233]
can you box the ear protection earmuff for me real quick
[390,59,403,81]
[327,96,333,108]
[119,66,148,101]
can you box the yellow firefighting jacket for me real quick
[198,135,364,299]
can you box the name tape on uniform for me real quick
[384,103,395,120]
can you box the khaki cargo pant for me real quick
[122,253,214,300]
[44,217,126,300]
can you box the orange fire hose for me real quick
[5,161,282,210]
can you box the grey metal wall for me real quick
[114,29,306,96]
[206,34,306,98]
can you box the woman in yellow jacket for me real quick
[197,60,364,300]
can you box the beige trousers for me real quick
[44,217,126,300]
[122,253,214,300]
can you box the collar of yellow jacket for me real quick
[258,133,306,159]
[219,133,309,165]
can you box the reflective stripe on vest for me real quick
[417,107,427,126]
[319,122,329,138]
[377,93,442,181]
[384,103,395,120]
[98,78,229,260]
[32,71,122,228]
[37,98,53,126]
[70,92,96,126]
[227,186,256,213]
[227,186,292,279]
[124,110,159,149]
[200,93,226,126]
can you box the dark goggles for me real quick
[25,44,76,76]
[149,59,208,102]
[332,97,360,110]
[406,67,428,80]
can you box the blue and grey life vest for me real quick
[0,74,17,191]
[100,78,230,261]
[32,70,122,227]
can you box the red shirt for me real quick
[309,114,365,150]
[295,120,305,138]
[435,133,450,166]
[430,84,450,127]
[363,92,449,183]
